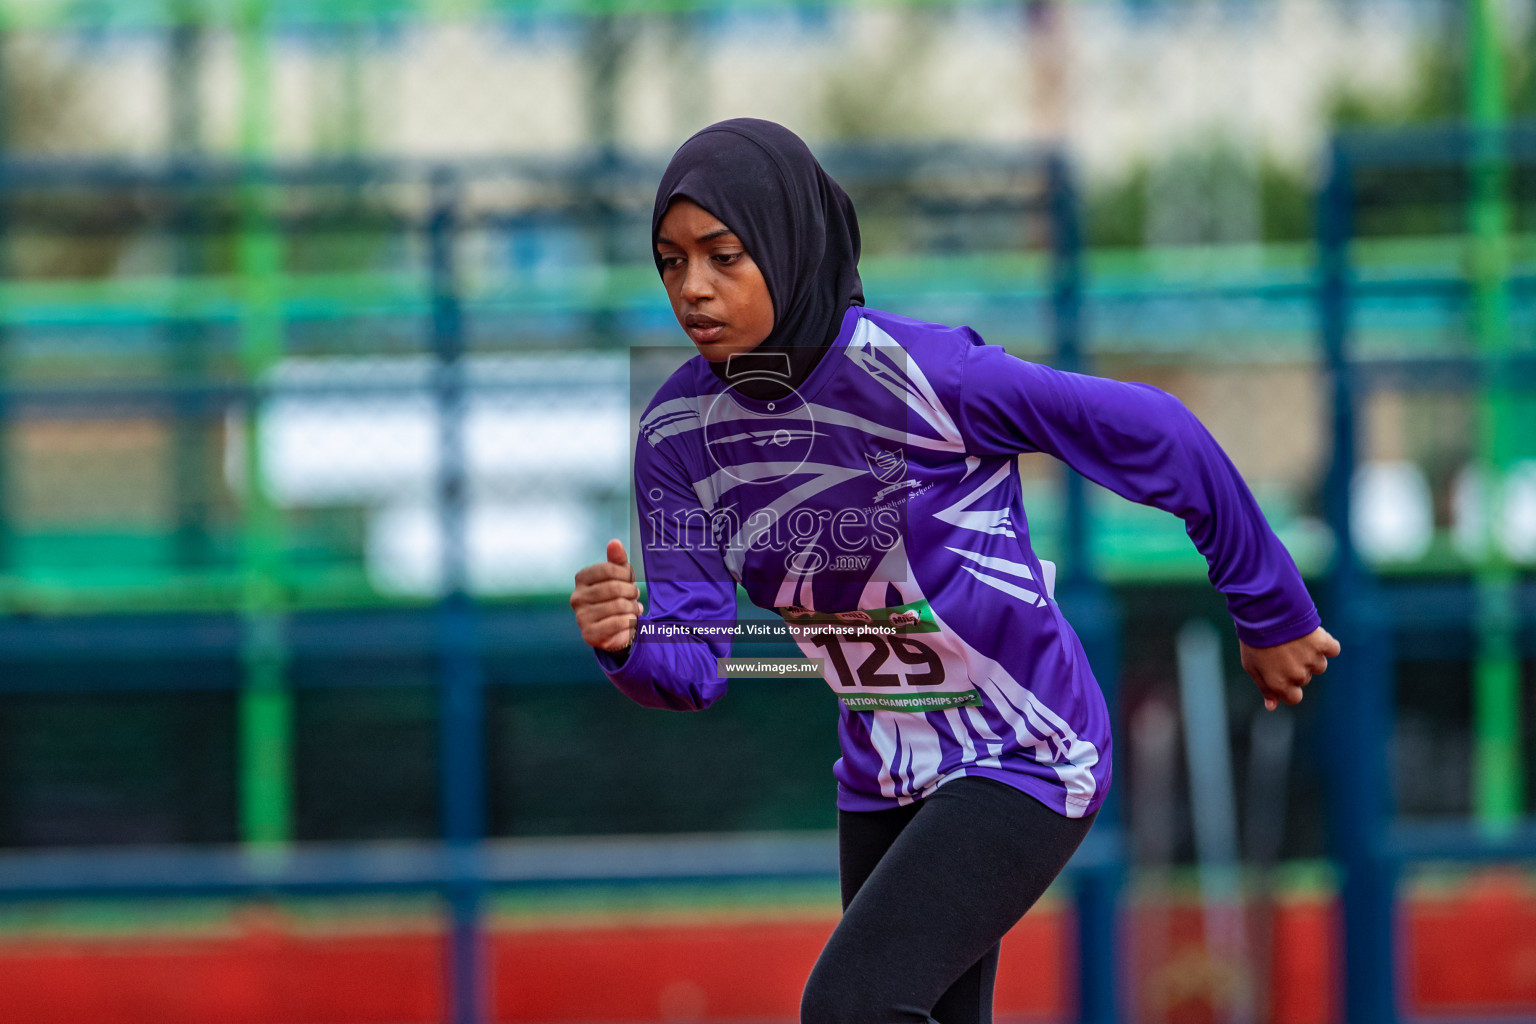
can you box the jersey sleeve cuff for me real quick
[593,639,669,704]
[594,641,639,678]
[1233,607,1322,648]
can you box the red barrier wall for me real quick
[0,882,1532,1023]
[492,914,1064,1021]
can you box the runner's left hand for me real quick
[1239,626,1340,711]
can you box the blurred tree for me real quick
[1085,164,1148,249]
[821,5,946,141]
[1086,152,1313,248]
[2,33,135,279]
[1089,0,1536,252]
[1329,0,1536,127]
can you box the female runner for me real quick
[568,118,1339,1024]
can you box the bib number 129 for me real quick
[811,633,944,688]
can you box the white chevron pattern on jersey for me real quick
[844,320,965,449]
[639,396,703,446]
[931,461,1017,538]
[945,544,1045,607]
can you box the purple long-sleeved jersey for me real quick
[594,306,1320,818]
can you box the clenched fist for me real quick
[571,539,644,653]
[1240,625,1341,711]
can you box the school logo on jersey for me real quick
[864,446,925,505]
[863,447,906,484]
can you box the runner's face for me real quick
[656,198,775,362]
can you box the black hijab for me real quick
[651,118,864,401]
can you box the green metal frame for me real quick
[1468,0,1522,834]
[235,0,291,848]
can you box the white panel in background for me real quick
[368,501,593,597]
[1499,460,1536,563]
[248,354,628,504]
[1453,462,1488,560]
[257,397,627,504]
[225,353,632,595]
[261,395,439,502]
[1351,460,1433,564]
[1453,460,1536,563]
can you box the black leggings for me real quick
[800,776,1098,1024]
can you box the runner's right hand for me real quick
[1240,625,1340,711]
[571,539,644,653]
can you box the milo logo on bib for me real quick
[775,599,941,633]
[775,598,982,713]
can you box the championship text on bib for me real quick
[776,599,982,713]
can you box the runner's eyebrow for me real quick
[656,228,738,247]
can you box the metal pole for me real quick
[169,3,211,573]
[430,168,486,1024]
[235,0,291,849]
[1048,150,1087,582]
[1318,144,1357,624]
[1176,619,1254,1024]
[583,12,623,349]
[1318,142,1399,1024]
[1047,150,1123,1024]
[0,22,12,580]
[1467,0,1522,834]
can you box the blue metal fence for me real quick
[0,146,1127,1024]
[13,124,1535,1021]
[1319,124,1536,1024]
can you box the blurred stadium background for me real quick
[0,0,1531,1022]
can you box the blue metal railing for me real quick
[1319,124,1536,1024]
[0,146,1126,1024]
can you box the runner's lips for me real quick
[685,314,726,343]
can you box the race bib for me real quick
[776,599,982,713]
